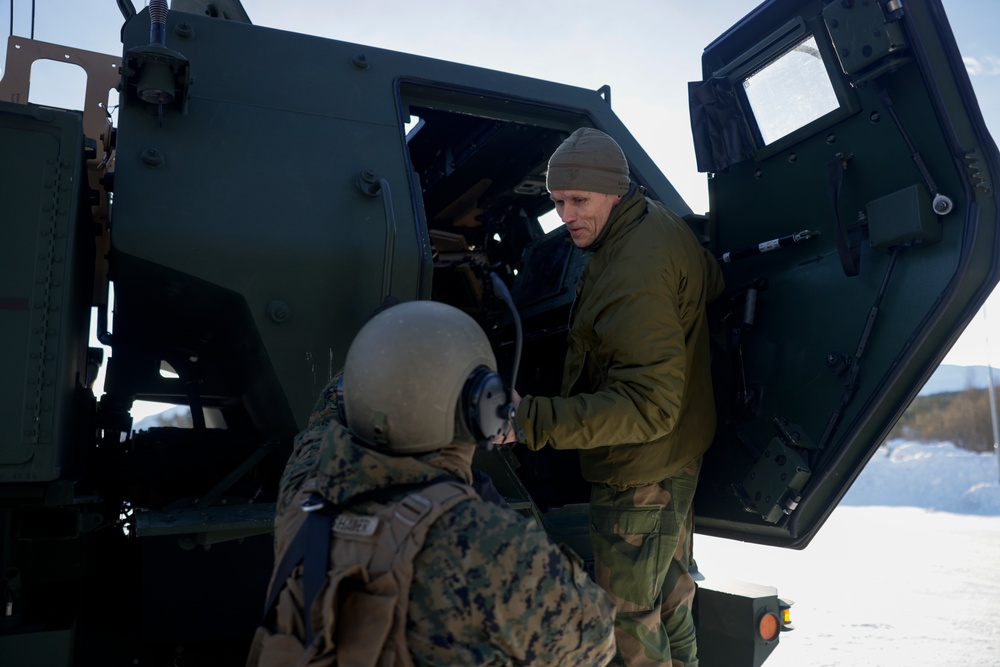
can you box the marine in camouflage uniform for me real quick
[250,301,617,667]
[512,129,725,667]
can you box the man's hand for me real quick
[494,389,522,445]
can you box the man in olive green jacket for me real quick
[507,128,725,667]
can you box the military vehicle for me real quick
[1,0,996,664]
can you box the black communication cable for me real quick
[488,271,525,444]
[30,0,33,39]
[9,0,13,37]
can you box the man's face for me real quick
[549,190,622,248]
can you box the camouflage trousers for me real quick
[590,458,701,667]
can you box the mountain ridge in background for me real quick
[919,364,1000,395]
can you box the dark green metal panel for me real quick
[113,13,422,433]
[696,579,784,667]
[0,627,75,667]
[867,185,942,251]
[0,101,93,483]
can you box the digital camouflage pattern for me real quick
[251,376,617,666]
[591,459,700,667]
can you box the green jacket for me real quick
[516,186,725,488]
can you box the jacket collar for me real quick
[314,422,472,506]
[586,183,645,253]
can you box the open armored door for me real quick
[689,0,999,548]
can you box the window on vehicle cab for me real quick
[715,16,858,161]
[742,34,840,146]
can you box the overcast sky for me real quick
[2,0,997,365]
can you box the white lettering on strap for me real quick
[333,513,380,537]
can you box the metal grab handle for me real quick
[359,171,397,303]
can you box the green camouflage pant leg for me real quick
[662,471,698,667]
[590,458,701,667]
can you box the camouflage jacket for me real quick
[252,379,617,666]
[516,185,725,488]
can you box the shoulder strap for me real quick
[374,481,477,578]
[261,477,453,624]
[353,481,477,667]
[259,503,333,649]
[260,478,477,663]
[323,481,476,667]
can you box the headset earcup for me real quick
[334,373,346,422]
[462,367,509,444]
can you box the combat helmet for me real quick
[343,300,507,454]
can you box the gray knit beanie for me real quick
[545,128,630,195]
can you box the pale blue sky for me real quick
[2,0,997,366]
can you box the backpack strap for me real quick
[370,481,475,573]
[259,477,477,661]
[331,480,478,667]
[262,477,451,621]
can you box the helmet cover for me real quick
[343,301,497,454]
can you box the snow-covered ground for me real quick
[697,440,1000,667]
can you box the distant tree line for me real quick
[146,409,193,429]
[890,387,999,453]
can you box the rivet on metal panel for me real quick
[141,148,165,166]
[266,300,292,324]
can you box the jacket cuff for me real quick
[514,396,538,449]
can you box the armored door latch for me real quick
[735,418,813,524]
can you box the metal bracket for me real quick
[773,416,818,451]
[735,422,813,524]
[121,43,192,116]
[823,0,907,76]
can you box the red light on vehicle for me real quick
[758,611,780,642]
